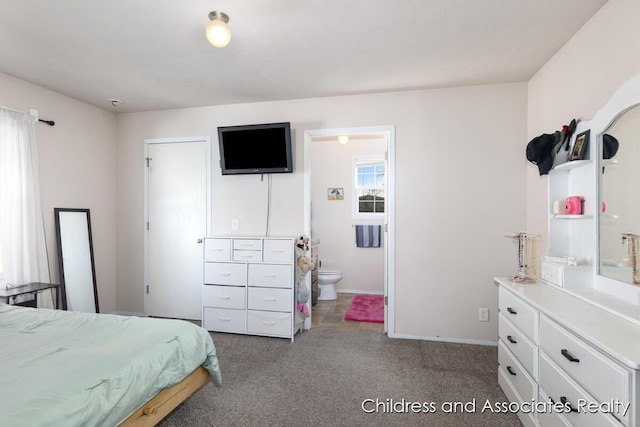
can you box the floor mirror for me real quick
[54,208,99,313]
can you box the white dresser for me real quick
[202,236,302,341]
[496,277,640,427]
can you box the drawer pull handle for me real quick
[506,366,516,376]
[560,397,578,413]
[240,255,253,258]
[263,297,277,301]
[263,274,277,278]
[218,272,232,276]
[213,248,223,251]
[506,335,517,344]
[561,349,580,363]
[218,317,231,322]
[217,296,230,299]
[262,321,276,325]
[271,250,285,253]
[506,307,517,315]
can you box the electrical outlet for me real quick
[479,308,489,322]
[231,219,239,230]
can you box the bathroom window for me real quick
[354,159,385,216]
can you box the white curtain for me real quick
[0,107,52,308]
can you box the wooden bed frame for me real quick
[120,366,210,426]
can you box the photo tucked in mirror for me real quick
[54,208,100,312]
[600,105,640,285]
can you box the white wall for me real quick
[310,137,386,294]
[117,83,527,342]
[0,72,117,313]
[527,0,640,248]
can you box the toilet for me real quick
[317,270,342,301]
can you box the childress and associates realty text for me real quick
[361,398,630,416]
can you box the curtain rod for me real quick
[0,105,55,126]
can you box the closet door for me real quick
[147,139,208,320]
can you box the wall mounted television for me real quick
[218,122,293,175]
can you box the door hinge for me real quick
[384,296,388,305]
[146,157,152,167]
[146,221,150,231]
[146,285,149,294]
[384,223,388,232]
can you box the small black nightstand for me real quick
[0,282,61,308]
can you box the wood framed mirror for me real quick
[54,208,99,312]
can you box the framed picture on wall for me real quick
[327,188,344,200]
[570,130,590,161]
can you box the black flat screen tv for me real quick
[218,122,293,175]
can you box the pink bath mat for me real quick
[344,295,384,323]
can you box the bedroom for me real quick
[1,0,640,425]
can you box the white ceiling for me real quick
[0,0,608,113]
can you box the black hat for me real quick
[603,134,619,159]
[526,133,555,176]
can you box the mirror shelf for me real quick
[543,73,640,327]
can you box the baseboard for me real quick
[337,289,384,295]
[109,311,146,317]
[390,332,497,347]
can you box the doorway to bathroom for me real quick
[303,126,395,336]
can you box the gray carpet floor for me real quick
[159,328,522,426]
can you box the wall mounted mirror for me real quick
[599,105,640,285]
[54,208,99,312]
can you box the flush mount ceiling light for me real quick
[338,135,349,145]
[206,11,231,48]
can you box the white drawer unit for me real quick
[203,284,245,310]
[496,278,639,427]
[202,236,302,341]
[248,264,292,288]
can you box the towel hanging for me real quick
[355,225,381,248]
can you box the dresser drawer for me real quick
[248,264,292,288]
[248,287,292,312]
[263,239,293,262]
[204,238,231,261]
[497,368,537,427]
[233,239,262,251]
[203,284,245,309]
[539,353,622,427]
[498,340,536,402]
[539,314,630,415]
[499,313,537,378]
[247,310,292,337]
[233,250,262,262]
[204,262,247,286]
[203,307,246,333]
[498,286,538,343]
[537,389,572,427]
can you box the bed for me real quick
[0,303,221,426]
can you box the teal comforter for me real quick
[0,303,221,426]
